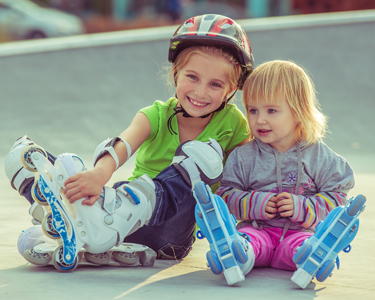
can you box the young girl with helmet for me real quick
[5,14,255,269]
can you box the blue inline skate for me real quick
[193,181,254,286]
[291,194,366,289]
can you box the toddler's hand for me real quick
[265,196,278,219]
[64,169,105,206]
[275,192,294,217]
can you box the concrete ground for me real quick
[1,11,374,300]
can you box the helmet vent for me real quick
[220,23,231,29]
[186,18,194,27]
[204,15,215,21]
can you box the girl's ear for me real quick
[293,113,301,124]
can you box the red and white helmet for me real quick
[168,14,254,89]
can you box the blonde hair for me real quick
[173,46,241,95]
[243,60,327,145]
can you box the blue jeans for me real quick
[23,154,196,260]
[115,165,196,260]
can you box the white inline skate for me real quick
[20,144,156,272]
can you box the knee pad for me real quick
[93,137,132,170]
[172,138,224,188]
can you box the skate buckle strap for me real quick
[102,187,117,214]
[171,155,201,188]
[12,167,34,192]
[124,187,140,205]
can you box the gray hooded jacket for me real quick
[218,139,355,234]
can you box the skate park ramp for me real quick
[1,10,374,300]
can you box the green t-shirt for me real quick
[128,98,250,181]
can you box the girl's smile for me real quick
[187,96,209,107]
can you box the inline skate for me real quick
[291,194,366,288]
[194,181,254,286]
[19,144,156,272]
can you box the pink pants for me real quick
[239,225,313,271]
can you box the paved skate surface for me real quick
[1,11,374,300]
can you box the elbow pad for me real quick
[93,137,132,170]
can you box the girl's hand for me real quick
[265,196,278,219]
[64,168,108,206]
[275,192,294,217]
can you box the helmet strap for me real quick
[167,89,238,135]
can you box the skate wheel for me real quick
[232,239,248,264]
[138,248,156,267]
[195,181,211,205]
[23,248,52,266]
[347,194,366,216]
[84,252,111,265]
[20,144,48,172]
[52,246,78,272]
[113,251,139,265]
[207,250,223,275]
[293,241,312,265]
[31,180,48,206]
[41,213,60,239]
[316,259,335,282]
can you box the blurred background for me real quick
[1,0,375,43]
[0,0,374,176]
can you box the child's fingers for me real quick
[64,173,79,186]
[82,195,101,206]
[265,212,276,219]
[276,196,294,208]
[275,192,291,200]
[267,200,278,207]
[278,203,293,212]
[277,203,294,217]
[66,188,85,203]
[279,210,293,217]
[265,204,278,214]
